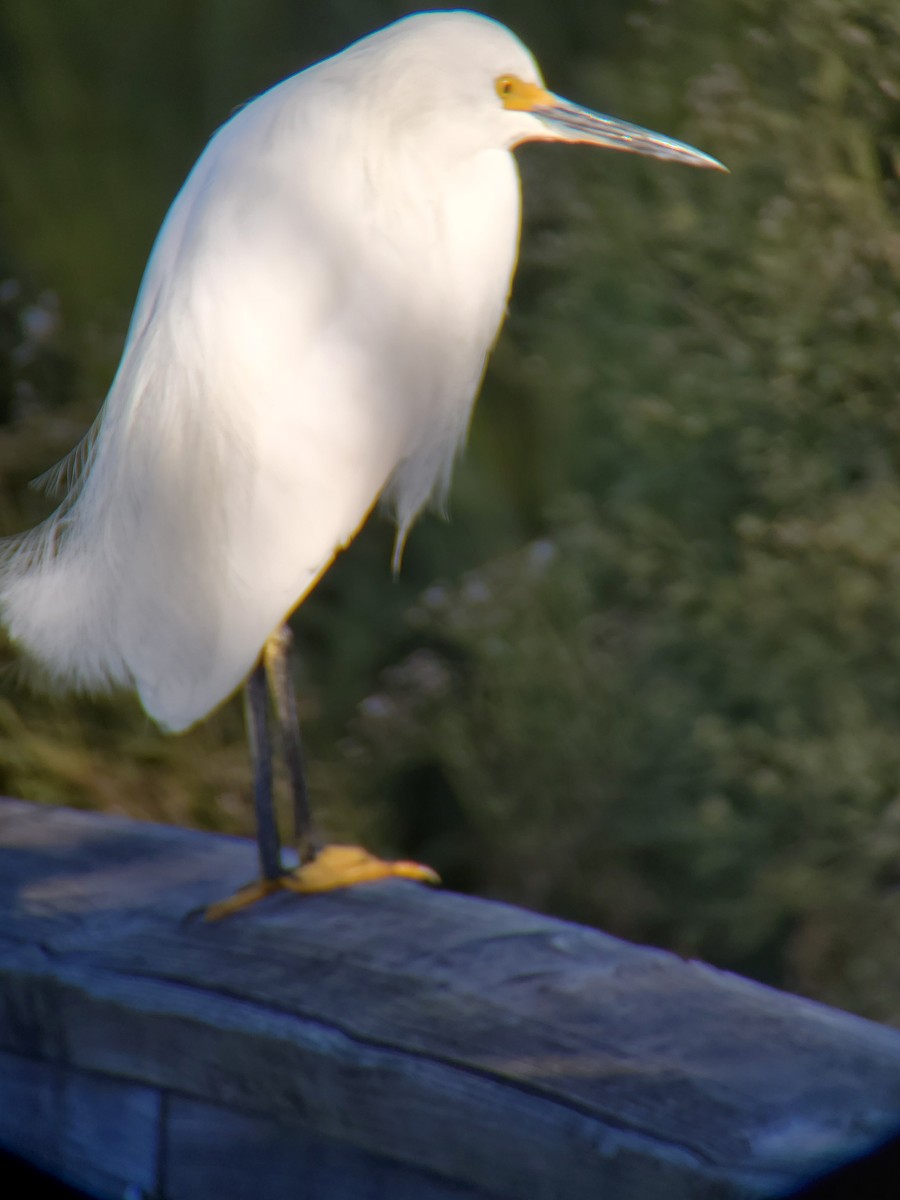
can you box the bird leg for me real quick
[266,623,440,896]
[203,658,287,919]
[247,655,284,879]
[263,624,319,863]
[205,623,439,919]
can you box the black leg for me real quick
[265,624,319,864]
[244,657,283,881]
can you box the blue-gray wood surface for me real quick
[1,797,899,1199]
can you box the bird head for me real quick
[342,11,725,171]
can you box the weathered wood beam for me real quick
[1,797,899,1200]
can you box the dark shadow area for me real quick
[0,1146,96,1199]
[784,1131,900,1199]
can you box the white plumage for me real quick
[0,10,723,736]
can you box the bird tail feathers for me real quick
[0,518,130,694]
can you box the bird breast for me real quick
[197,80,524,543]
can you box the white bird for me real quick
[0,10,724,912]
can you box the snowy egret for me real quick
[0,11,724,913]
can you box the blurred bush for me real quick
[1,0,900,1021]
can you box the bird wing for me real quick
[0,71,520,731]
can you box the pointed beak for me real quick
[531,94,726,172]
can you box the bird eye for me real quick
[495,75,517,101]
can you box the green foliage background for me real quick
[2,0,900,1021]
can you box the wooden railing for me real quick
[1,797,899,1199]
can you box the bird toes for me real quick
[281,843,441,894]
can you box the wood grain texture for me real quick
[164,1095,499,1200]
[0,1047,160,1199]
[1,797,900,1199]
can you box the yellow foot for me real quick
[203,845,439,919]
[281,844,441,895]
[204,877,286,921]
